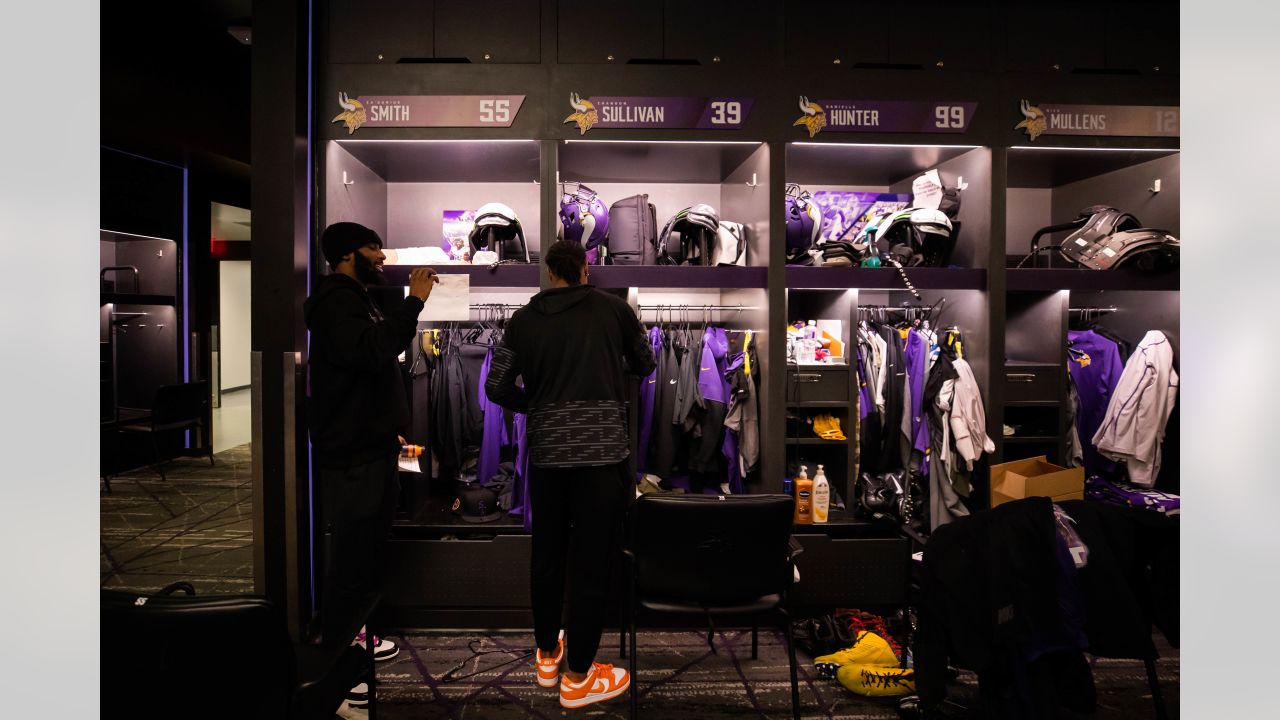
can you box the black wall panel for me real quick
[784,2,889,68]
[435,0,541,63]
[1006,3,1107,72]
[101,149,184,241]
[663,0,774,66]
[329,0,433,63]
[890,1,992,71]
[557,0,661,63]
[1105,1,1179,74]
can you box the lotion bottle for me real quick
[812,464,830,523]
[793,465,813,525]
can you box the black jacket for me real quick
[485,284,656,468]
[304,273,424,468]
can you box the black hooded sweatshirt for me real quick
[304,273,424,469]
[485,284,656,468]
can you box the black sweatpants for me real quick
[318,452,399,646]
[529,460,630,673]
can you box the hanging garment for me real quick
[430,333,469,478]
[1067,329,1125,478]
[924,353,967,530]
[724,330,760,475]
[689,327,730,475]
[674,329,705,432]
[635,326,663,475]
[877,325,906,473]
[476,347,509,490]
[1092,331,1179,488]
[509,411,532,530]
[1066,373,1084,468]
[648,332,684,479]
[946,356,994,472]
[903,329,930,473]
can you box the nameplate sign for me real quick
[331,92,526,133]
[793,96,978,137]
[1014,100,1179,141]
[562,93,754,134]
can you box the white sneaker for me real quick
[346,681,369,709]
[354,629,399,662]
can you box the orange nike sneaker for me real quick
[559,661,630,709]
[536,630,565,688]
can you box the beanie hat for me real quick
[321,222,381,269]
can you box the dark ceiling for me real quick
[101,0,252,167]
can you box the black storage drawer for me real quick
[381,536,531,608]
[1003,365,1060,404]
[786,367,849,404]
[790,535,910,608]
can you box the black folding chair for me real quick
[118,381,213,481]
[622,494,803,720]
[101,583,379,720]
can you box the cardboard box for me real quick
[989,456,1084,507]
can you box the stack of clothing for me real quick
[1085,475,1180,516]
[817,241,861,267]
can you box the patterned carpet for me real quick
[98,447,1179,718]
[100,444,254,594]
[357,628,1178,720]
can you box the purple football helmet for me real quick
[785,183,822,262]
[559,183,609,253]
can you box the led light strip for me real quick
[791,142,982,149]
[563,139,762,146]
[1009,146,1179,152]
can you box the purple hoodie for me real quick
[477,348,509,487]
[904,329,930,457]
[700,328,744,493]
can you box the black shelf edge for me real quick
[101,293,176,306]
[1004,400,1061,407]
[786,401,849,408]
[1002,436,1060,443]
[1006,268,1179,292]
[786,267,986,290]
[590,266,768,289]
[383,264,541,288]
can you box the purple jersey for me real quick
[636,326,662,474]
[1068,330,1125,477]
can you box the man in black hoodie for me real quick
[303,222,437,680]
[486,241,655,709]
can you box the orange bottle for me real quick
[793,465,814,525]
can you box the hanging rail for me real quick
[638,304,756,312]
[1069,306,1118,313]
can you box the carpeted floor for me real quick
[100,444,254,594]
[352,628,1178,720]
[99,448,1179,719]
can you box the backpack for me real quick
[605,194,657,266]
[657,204,719,266]
[710,221,747,266]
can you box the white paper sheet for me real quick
[409,273,470,322]
[911,169,944,210]
[398,451,423,474]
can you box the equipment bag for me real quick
[606,194,658,266]
[710,221,748,266]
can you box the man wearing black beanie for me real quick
[304,222,437,706]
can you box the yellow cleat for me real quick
[813,631,899,677]
[836,663,916,697]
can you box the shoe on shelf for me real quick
[836,663,916,697]
[814,630,899,678]
[346,681,369,709]
[536,629,565,688]
[354,629,399,662]
[559,662,630,709]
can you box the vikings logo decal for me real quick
[793,95,826,138]
[1015,99,1047,141]
[563,92,598,135]
[332,92,366,135]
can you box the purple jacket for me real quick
[636,326,662,474]
[477,348,509,487]
[1068,330,1124,477]
[698,328,730,405]
[904,330,930,455]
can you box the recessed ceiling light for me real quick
[227,25,251,45]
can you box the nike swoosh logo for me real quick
[701,367,712,371]
[669,379,677,384]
